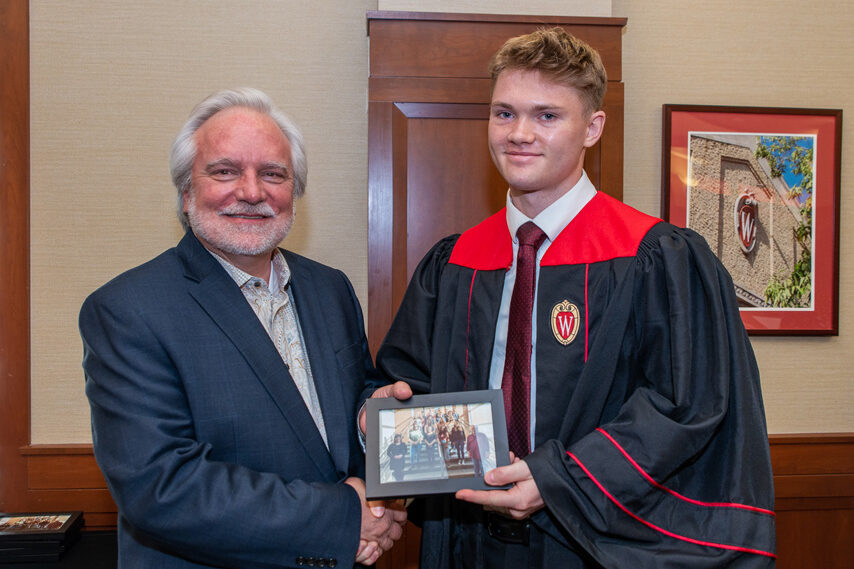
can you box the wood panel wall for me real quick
[11,437,854,567]
[18,446,117,531]
[771,434,854,567]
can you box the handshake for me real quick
[344,477,407,565]
[348,381,414,565]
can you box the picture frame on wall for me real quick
[365,390,511,500]
[662,104,842,335]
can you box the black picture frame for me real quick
[0,512,82,541]
[365,390,511,500]
[0,511,83,563]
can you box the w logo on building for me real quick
[734,192,758,253]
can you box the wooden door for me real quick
[366,12,627,355]
[366,12,627,568]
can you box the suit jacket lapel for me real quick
[285,251,351,475]
[176,233,337,478]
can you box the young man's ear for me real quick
[583,111,606,149]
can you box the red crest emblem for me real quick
[733,191,758,253]
[551,300,580,345]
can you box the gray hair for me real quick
[169,87,307,231]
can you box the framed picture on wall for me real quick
[365,390,511,500]
[662,104,842,335]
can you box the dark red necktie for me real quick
[502,221,547,458]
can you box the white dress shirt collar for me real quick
[505,170,597,244]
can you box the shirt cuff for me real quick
[356,401,367,452]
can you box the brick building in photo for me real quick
[687,133,811,307]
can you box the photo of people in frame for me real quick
[378,403,497,484]
[0,515,69,532]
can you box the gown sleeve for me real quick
[376,235,459,394]
[524,224,777,568]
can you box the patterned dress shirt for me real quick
[211,249,329,447]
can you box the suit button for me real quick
[329,560,337,568]
[307,557,316,566]
[296,557,305,566]
[318,559,327,567]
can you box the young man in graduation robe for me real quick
[375,28,776,569]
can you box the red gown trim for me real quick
[448,209,513,270]
[448,193,662,269]
[463,269,478,389]
[566,450,777,558]
[596,428,776,516]
[584,263,589,362]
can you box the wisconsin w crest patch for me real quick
[551,300,580,345]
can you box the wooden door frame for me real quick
[0,0,31,513]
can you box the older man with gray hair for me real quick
[81,87,407,569]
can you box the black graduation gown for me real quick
[377,192,776,568]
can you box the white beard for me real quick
[186,199,294,257]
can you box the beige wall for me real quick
[29,0,852,443]
[378,0,610,16]
[29,0,379,442]
[615,0,854,433]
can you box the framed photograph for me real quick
[0,511,83,562]
[365,390,511,500]
[0,512,82,540]
[662,105,842,335]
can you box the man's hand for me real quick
[358,381,413,434]
[345,477,407,565]
[455,458,544,520]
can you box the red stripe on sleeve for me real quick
[596,428,775,516]
[566,450,777,559]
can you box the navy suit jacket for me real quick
[81,232,383,569]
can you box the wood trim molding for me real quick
[769,433,854,512]
[769,434,854,567]
[15,434,852,533]
[769,433,854,444]
[367,16,624,83]
[366,10,628,27]
[18,446,117,530]
[0,0,31,514]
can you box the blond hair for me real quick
[489,27,607,115]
